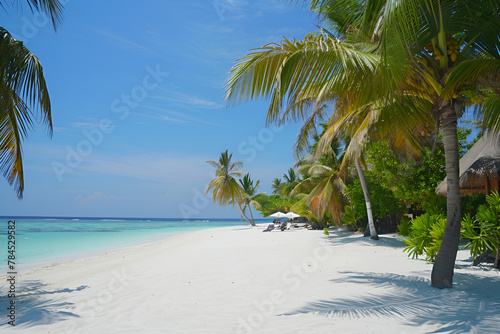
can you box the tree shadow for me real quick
[280,271,500,333]
[0,280,88,327]
[230,226,260,231]
[325,230,408,248]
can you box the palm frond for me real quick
[4,0,65,29]
[206,150,245,207]
[0,27,53,198]
[225,32,380,125]
[444,59,500,96]
[0,28,52,134]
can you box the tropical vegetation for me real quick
[462,191,500,268]
[404,190,500,269]
[206,150,258,226]
[1,0,64,198]
[225,0,500,288]
[239,173,264,225]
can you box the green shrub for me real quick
[397,216,412,237]
[340,205,359,231]
[461,191,500,261]
[426,217,446,261]
[345,178,404,220]
[403,213,446,262]
[462,192,487,218]
[404,191,500,264]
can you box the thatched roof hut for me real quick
[436,133,500,196]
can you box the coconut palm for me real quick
[292,153,347,224]
[310,0,500,289]
[282,168,299,196]
[271,177,284,195]
[1,0,64,198]
[206,150,256,226]
[225,0,500,287]
[291,125,348,224]
[239,173,263,225]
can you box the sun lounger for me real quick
[262,224,275,232]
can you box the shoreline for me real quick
[1,224,499,333]
[1,219,250,274]
[1,228,197,275]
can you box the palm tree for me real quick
[239,173,263,225]
[206,150,256,226]
[291,125,349,225]
[282,168,299,196]
[311,0,500,289]
[271,177,284,195]
[292,155,346,224]
[225,1,500,287]
[1,0,64,198]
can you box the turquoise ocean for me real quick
[0,217,253,272]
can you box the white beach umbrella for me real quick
[285,212,301,219]
[270,212,287,218]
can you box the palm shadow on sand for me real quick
[281,271,500,333]
[324,229,409,248]
[0,280,88,327]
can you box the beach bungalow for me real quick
[436,133,500,196]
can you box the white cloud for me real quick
[74,191,124,204]
[138,105,224,127]
[79,152,214,186]
[153,88,224,110]
[91,28,167,60]
[130,111,188,124]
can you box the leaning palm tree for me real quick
[206,150,256,226]
[225,0,500,288]
[1,0,64,198]
[239,173,263,225]
[292,153,346,224]
[291,125,350,225]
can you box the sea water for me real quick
[0,217,250,272]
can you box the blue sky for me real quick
[1,0,318,219]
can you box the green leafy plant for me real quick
[340,205,359,231]
[426,218,447,261]
[397,216,412,237]
[345,177,404,220]
[462,192,487,218]
[403,213,446,262]
[461,191,500,264]
[252,194,298,217]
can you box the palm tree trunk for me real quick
[247,202,256,225]
[431,118,440,155]
[355,158,378,240]
[431,106,461,288]
[237,203,256,226]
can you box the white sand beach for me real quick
[2,225,500,333]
